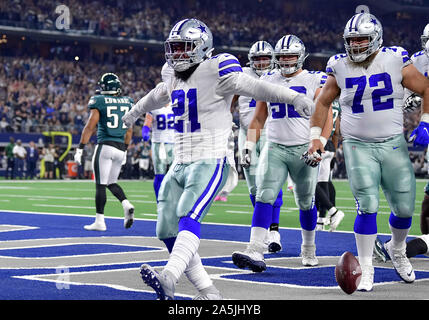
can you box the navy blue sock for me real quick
[354,212,377,234]
[252,202,274,229]
[299,206,318,231]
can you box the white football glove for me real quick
[291,93,315,119]
[403,93,422,113]
[74,148,83,165]
[300,150,322,167]
[121,150,127,166]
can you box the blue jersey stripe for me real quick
[218,59,241,69]
[219,66,243,77]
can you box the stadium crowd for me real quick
[0,0,426,54]
[0,0,428,180]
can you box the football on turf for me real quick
[335,251,362,294]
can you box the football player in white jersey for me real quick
[232,35,333,272]
[230,41,284,253]
[307,13,429,291]
[373,23,429,265]
[141,106,175,201]
[121,19,315,300]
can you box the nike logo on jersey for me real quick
[393,147,399,150]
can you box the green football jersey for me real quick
[88,95,134,143]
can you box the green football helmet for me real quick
[98,73,122,95]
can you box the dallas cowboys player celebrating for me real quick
[232,35,332,272]
[231,40,284,253]
[121,19,315,300]
[307,13,429,291]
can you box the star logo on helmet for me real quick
[370,18,377,25]
[197,25,207,33]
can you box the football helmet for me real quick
[98,73,121,95]
[343,13,383,63]
[248,41,274,76]
[421,23,429,56]
[274,35,308,76]
[165,18,213,72]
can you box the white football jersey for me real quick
[326,47,411,142]
[160,54,243,163]
[237,67,260,129]
[149,106,175,144]
[261,69,326,146]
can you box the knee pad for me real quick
[256,188,276,204]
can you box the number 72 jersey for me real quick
[326,46,411,142]
[88,94,133,144]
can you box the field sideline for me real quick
[0,178,425,235]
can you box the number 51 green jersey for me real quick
[88,95,134,144]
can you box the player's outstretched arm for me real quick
[122,83,170,128]
[217,72,314,118]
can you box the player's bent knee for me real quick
[355,194,379,214]
[256,188,276,204]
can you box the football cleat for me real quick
[140,264,175,300]
[84,221,106,231]
[122,200,134,229]
[384,241,415,283]
[373,238,390,263]
[301,244,318,266]
[329,210,345,232]
[316,216,327,231]
[357,265,374,292]
[232,243,266,272]
[193,285,223,300]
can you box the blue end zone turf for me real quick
[0,211,428,300]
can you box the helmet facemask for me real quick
[275,54,301,75]
[165,40,200,72]
[344,35,374,63]
[250,55,274,76]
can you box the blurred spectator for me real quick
[12,139,27,179]
[5,136,15,179]
[26,140,39,179]
[42,143,56,179]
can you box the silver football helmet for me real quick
[248,41,274,76]
[274,35,308,76]
[343,13,383,63]
[165,18,214,72]
[421,23,429,56]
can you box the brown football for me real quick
[335,251,362,294]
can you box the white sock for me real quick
[389,225,409,251]
[355,233,376,266]
[95,213,105,224]
[301,229,316,246]
[164,230,200,282]
[250,227,267,246]
[328,207,337,217]
[184,252,213,291]
[121,199,130,208]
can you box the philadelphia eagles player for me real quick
[121,19,315,300]
[307,13,429,291]
[74,73,135,231]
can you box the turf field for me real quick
[0,178,425,235]
[1,178,428,302]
